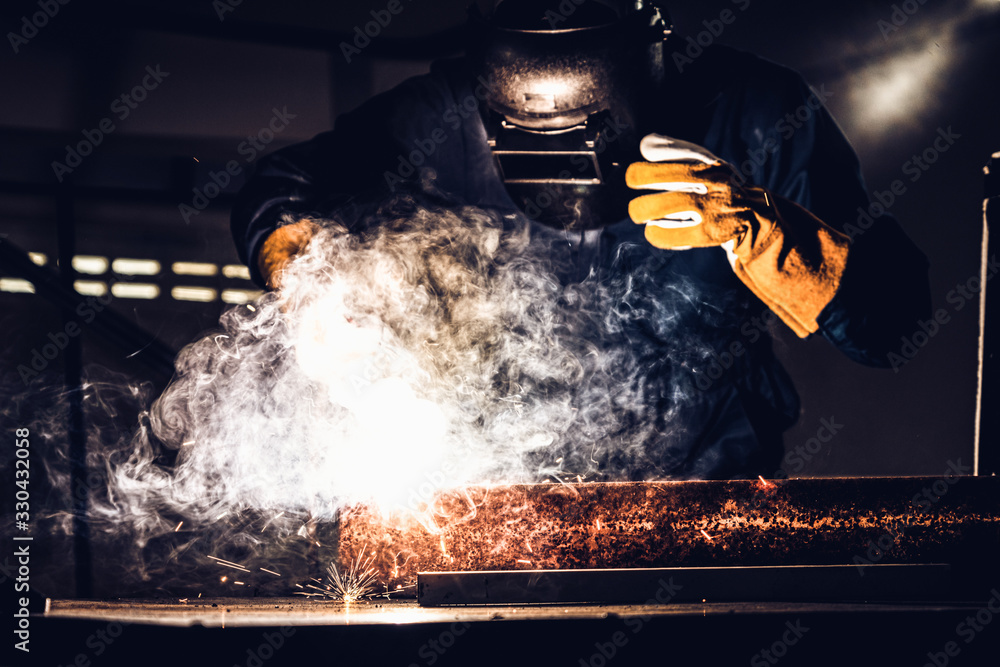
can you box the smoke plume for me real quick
[6,193,744,595]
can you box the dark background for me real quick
[1,0,998,478]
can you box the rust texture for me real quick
[337,477,1000,594]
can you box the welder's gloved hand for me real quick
[257,219,317,289]
[626,134,850,338]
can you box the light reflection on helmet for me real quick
[469,1,672,230]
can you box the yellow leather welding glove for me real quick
[258,219,317,289]
[626,134,850,338]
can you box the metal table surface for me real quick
[44,596,989,627]
[18,594,999,666]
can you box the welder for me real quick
[230,0,930,479]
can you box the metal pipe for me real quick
[978,152,1000,476]
[417,563,955,606]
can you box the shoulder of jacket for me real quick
[687,43,810,100]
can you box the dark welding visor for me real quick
[469,1,670,131]
[487,0,624,28]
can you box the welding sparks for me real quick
[259,511,285,533]
[68,199,728,595]
[208,555,251,573]
[322,548,380,602]
[756,475,778,494]
[439,535,453,563]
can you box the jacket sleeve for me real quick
[230,67,460,287]
[229,128,391,286]
[748,74,931,367]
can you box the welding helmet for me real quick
[469,1,672,230]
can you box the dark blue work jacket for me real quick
[231,45,929,480]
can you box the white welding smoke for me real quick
[127,204,690,517]
[16,196,745,594]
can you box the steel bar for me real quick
[338,477,1000,595]
[417,564,955,606]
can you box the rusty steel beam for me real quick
[337,477,1000,597]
